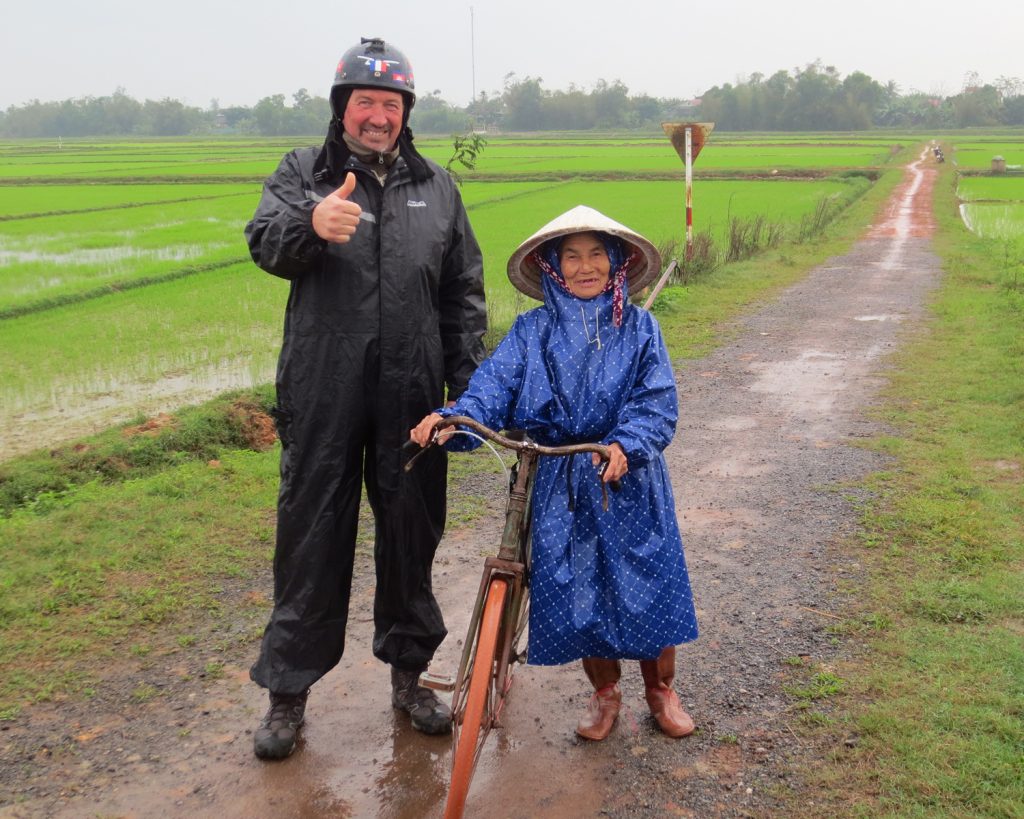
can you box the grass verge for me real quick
[784,162,1024,816]
[0,446,280,719]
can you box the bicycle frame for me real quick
[450,444,539,740]
[403,415,614,818]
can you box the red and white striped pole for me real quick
[684,125,693,261]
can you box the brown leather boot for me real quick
[639,646,695,738]
[576,658,622,741]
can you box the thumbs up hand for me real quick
[312,172,362,243]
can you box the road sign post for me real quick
[662,122,714,261]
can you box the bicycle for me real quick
[403,415,617,819]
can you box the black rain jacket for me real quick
[245,129,487,488]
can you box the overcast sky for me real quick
[2,0,1020,110]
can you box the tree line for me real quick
[2,64,1022,138]
[697,63,1024,129]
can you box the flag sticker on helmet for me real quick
[358,56,400,75]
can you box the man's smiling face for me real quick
[342,88,404,152]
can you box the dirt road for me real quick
[0,151,940,818]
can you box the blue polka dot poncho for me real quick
[441,219,698,665]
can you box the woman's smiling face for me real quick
[559,232,611,299]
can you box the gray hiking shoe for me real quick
[391,668,452,735]
[253,690,308,760]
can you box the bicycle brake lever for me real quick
[597,461,622,511]
[597,460,622,493]
[402,437,431,472]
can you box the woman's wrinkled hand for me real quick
[410,412,445,448]
[593,442,627,483]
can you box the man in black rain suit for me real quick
[244,37,487,760]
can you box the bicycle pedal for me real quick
[418,671,456,692]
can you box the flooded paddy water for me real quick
[1,355,277,459]
[953,141,1024,246]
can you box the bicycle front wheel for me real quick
[445,576,509,819]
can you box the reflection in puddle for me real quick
[867,149,936,245]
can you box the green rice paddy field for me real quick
[950,138,1024,170]
[0,131,950,454]
[954,137,1024,250]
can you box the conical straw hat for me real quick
[507,205,662,301]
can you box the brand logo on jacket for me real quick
[407,200,427,208]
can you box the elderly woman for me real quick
[411,206,698,741]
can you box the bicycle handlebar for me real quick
[403,415,621,492]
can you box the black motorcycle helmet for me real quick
[330,37,416,126]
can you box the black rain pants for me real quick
[249,355,448,696]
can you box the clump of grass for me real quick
[130,684,159,703]
[799,711,835,728]
[795,176,874,244]
[725,214,785,262]
[785,671,846,701]
[797,194,844,241]
[645,233,724,297]
[664,233,721,284]
[203,661,225,680]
